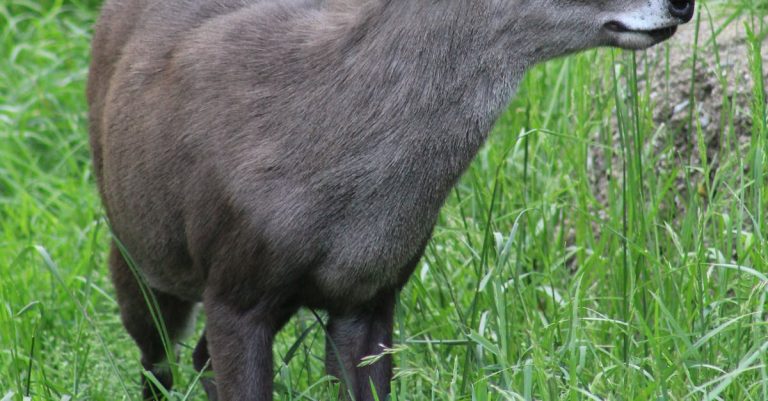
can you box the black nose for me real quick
[668,0,695,23]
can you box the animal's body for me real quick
[87,0,694,399]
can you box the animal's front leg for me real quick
[204,293,294,401]
[192,332,218,401]
[326,292,395,401]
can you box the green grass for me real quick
[1,0,767,400]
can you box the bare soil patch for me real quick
[589,16,767,218]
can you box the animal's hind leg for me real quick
[109,243,198,400]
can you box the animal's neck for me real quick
[320,1,537,188]
[348,1,533,123]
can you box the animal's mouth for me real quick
[604,21,679,43]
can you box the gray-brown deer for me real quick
[87,0,694,400]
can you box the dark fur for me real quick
[87,0,691,399]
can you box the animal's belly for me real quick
[310,214,435,305]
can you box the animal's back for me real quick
[87,0,147,189]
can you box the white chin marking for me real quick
[616,32,658,50]
[616,13,678,32]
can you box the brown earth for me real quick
[588,15,767,221]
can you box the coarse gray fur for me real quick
[87,0,693,399]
